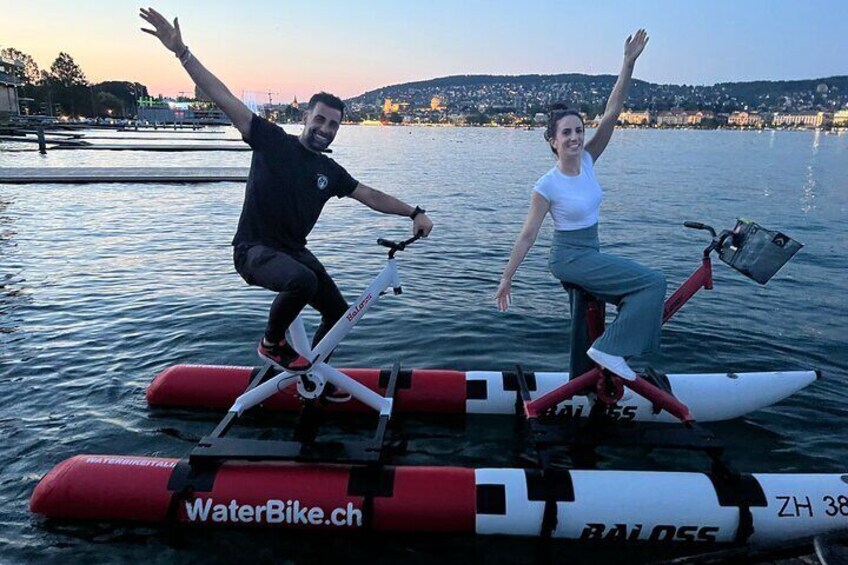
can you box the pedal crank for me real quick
[296,371,326,400]
[596,370,624,405]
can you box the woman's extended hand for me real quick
[140,7,186,54]
[495,278,512,312]
[624,29,649,65]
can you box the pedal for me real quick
[595,370,624,404]
[640,367,673,396]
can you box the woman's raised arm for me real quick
[586,29,649,162]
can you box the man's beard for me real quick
[306,129,333,151]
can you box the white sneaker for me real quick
[587,346,637,381]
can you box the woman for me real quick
[495,29,665,381]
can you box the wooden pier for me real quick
[0,126,242,152]
[0,135,90,146]
[0,167,249,184]
[57,135,242,142]
[44,144,250,152]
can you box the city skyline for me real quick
[2,0,847,102]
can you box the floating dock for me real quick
[0,167,249,184]
[41,144,250,152]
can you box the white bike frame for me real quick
[230,252,406,417]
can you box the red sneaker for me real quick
[258,339,310,371]
[321,383,352,403]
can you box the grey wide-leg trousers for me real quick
[549,224,667,357]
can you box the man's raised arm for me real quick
[140,8,254,137]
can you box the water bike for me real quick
[33,220,848,547]
[146,219,816,423]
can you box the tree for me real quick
[41,53,89,116]
[47,52,88,87]
[96,91,124,117]
[95,81,149,117]
[96,81,148,101]
[38,53,89,116]
[0,47,40,85]
[464,113,488,126]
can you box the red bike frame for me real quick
[524,252,716,421]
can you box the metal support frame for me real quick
[188,362,404,467]
[516,364,732,473]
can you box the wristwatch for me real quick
[409,206,426,220]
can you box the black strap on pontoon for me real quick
[378,367,412,390]
[707,460,767,544]
[515,365,566,537]
[164,365,279,524]
[342,362,403,529]
[165,457,222,524]
[346,465,396,531]
[526,467,575,538]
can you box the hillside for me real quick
[347,74,848,115]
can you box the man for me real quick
[140,9,433,379]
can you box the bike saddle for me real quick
[560,281,603,302]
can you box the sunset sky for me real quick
[3,0,846,103]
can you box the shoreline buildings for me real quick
[0,57,22,121]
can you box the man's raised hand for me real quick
[140,7,185,54]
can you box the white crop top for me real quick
[533,151,602,231]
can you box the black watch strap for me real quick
[409,206,425,220]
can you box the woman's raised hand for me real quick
[140,7,186,54]
[624,29,649,65]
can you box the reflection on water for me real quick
[800,130,822,214]
[0,195,27,337]
[802,164,818,213]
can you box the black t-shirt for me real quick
[232,115,358,250]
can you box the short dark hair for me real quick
[308,92,345,120]
[544,103,584,156]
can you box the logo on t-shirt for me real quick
[316,174,329,191]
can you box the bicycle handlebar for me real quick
[683,221,717,237]
[377,231,424,258]
[684,221,740,258]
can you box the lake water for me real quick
[1,126,847,563]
